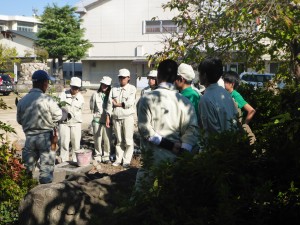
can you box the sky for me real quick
[0,0,81,17]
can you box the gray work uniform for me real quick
[17,88,63,184]
[136,83,199,188]
[90,91,112,162]
[107,83,136,165]
[58,90,84,162]
[198,83,238,136]
[140,86,153,97]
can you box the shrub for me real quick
[104,85,300,225]
[0,99,37,225]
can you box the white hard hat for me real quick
[178,63,195,81]
[118,68,130,77]
[148,70,157,78]
[70,77,82,87]
[100,76,112,85]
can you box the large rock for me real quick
[18,174,113,225]
[19,63,49,81]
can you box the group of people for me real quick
[16,68,137,183]
[17,56,255,185]
[90,68,137,169]
[135,57,256,189]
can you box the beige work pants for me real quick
[113,115,134,165]
[92,121,112,162]
[59,123,82,162]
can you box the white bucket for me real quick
[75,149,92,167]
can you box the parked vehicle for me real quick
[240,72,286,89]
[0,74,14,96]
[239,72,274,88]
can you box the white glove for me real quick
[148,133,162,145]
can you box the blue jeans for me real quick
[22,132,55,184]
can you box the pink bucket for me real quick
[76,149,92,167]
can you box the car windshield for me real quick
[0,75,12,83]
[241,74,274,83]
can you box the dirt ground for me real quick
[0,88,142,177]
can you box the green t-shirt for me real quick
[231,90,247,109]
[181,86,201,122]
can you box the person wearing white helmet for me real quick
[106,68,137,169]
[90,76,113,164]
[58,76,85,162]
[175,63,201,123]
[141,70,158,96]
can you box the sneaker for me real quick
[112,162,121,167]
[122,163,130,169]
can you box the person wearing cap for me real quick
[175,63,201,123]
[58,76,85,162]
[17,70,68,184]
[135,59,199,190]
[106,68,137,168]
[141,70,158,96]
[90,76,113,163]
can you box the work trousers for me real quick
[59,123,81,162]
[113,115,134,165]
[22,132,55,184]
[92,121,112,162]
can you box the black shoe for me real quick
[102,160,111,164]
[122,163,130,169]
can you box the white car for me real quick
[239,72,276,88]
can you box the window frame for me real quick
[143,20,180,34]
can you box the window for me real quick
[162,20,177,33]
[145,21,161,33]
[17,22,34,32]
[0,21,5,31]
[144,20,180,34]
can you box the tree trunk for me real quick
[52,58,56,75]
[58,57,64,80]
[291,39,300,82]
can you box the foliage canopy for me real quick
[0,44,20,73]
[149,0,300,81]
[36,4,92,76]
[96,85,300,225]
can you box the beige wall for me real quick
[0,35,35,57]
[79,0,175,87]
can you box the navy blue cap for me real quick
[32,70,55,82]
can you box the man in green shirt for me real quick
[223,71,256,144]
[223,71,256,125]
[175,63,201,123]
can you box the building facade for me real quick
[0,15,82,81]
[75,0,178,87]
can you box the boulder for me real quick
[18,174,113,225]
